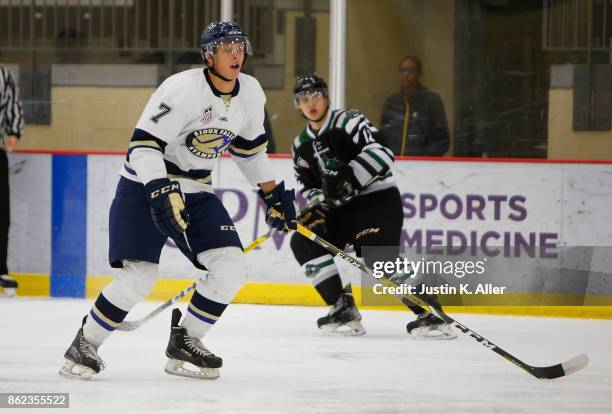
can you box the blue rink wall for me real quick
[51,155,88,298]
[6,151,612,319]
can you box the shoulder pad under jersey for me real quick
[344,108,364,119]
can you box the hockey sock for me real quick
[406,283,444,315]
[315,274,344,305]
[408,304,426,315]
[82,261,157,345]
[181,289,229,338]
[83,293,129,346]
[303,254,344,305]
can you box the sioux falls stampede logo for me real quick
[186,128,235,158]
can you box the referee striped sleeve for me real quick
[0,67,24,139]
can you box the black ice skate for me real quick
[406,312,457,340]
[164,308,222,380]
[59,317,106,380]
[0,274,18,297]
[317,284,366,336]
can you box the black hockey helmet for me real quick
[200,21,253,58]
[293,73,328,106]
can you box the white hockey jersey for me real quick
[121,68,274,192]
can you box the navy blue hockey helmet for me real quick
[293,73,328,106]
[200,21,252,57]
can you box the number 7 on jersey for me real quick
[151,103,172,124]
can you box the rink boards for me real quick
[7,152,612,318]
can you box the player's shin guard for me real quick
[61,292,130,380]
[302,256,366,335]
[60,260,158,378]
[304,254,343,305]
[181,289,228,338]
[314,274,344,306]
[83,293,129,345]
[181,247,247,338]
[83,261,158,345]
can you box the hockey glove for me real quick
[298,190,329,233]
[320,159,359,206]
[298,208,327,233]
[258,181,297,232]
[145,178,190,241]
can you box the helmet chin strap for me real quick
[314,106,329,123]
[206,53,247,83]
[208,57,234,82]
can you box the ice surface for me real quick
[0,298,610,414]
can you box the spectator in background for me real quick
[0,66,24,296]
[379,56,449,156]
[56,28,88,62]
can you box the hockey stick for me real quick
[116,229,274,332]
[295,224,589,379]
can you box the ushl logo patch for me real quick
[201,105,213,125]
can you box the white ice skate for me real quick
[406,312,457,340]
[0,274,17,297]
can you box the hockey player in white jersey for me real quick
[60,21,296,380]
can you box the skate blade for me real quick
[164,359,220,380]
[320,320,367,337]
[409,325,457,340]
[0,287,16,297]
[58,359,96,380]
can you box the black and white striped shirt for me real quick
[0,66,24,144]
[292,108,395,200]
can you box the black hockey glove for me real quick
[258,181,297,232]
[298,207,327,233]
[144,178,190,241]
[298,190,329,233]
[320,159,359,206]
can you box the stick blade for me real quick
[561,353,589,376]
[116,321,140,332]
[532,353,589,379]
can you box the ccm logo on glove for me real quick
[145,178,190,241]
[149,182,181,198]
